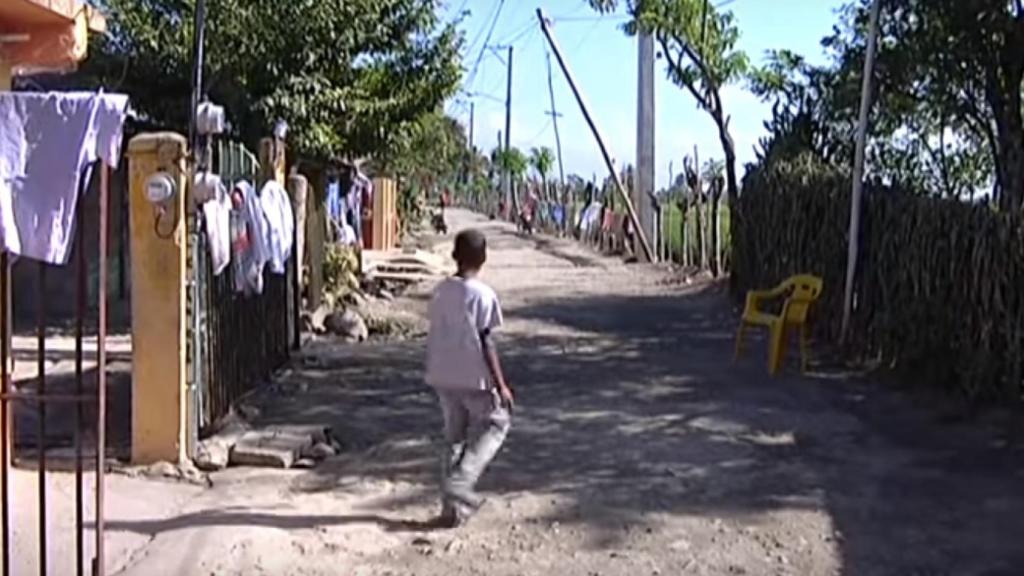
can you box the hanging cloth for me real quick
[202,179,231,276]
[232,180,271,295]
[0,92,129,265]
[259,180,294,275]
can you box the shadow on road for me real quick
[107,274,1024,574]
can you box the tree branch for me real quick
[658,35,711,111]
[680,39,721,97]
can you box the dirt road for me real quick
[113,209,1024,575]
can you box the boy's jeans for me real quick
[436,388,511,519]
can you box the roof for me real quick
[0,0,104,30]
[0,0,106,76]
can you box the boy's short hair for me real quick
[453,229,487,268]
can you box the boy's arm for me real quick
[480,329,514,408]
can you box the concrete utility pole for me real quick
[841,0,882,343]
[546,52,568,231]
[503,45,514,216]
[469,101,475,153]
[537,8,654,262]
[636,32,656,262]
[545,53,566,189]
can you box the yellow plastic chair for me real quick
[734,274,823,375]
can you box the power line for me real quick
[552,15,630,23]
[524,119,554,146]
[464,1,500,56]
[570,18,604,53]
[464,0,507,88]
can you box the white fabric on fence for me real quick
[259,180,294,275]
[0,92,129,264]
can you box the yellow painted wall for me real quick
[0,59,10,91]
[0,58,8,563]
[127,133,189,464]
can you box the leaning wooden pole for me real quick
[840,0,882,343]
[537,8,654,262]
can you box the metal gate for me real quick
[192,140,297,434]
[1,162,114,575]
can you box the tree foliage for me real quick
[529,147,555,182]
[590,0,748,208]
[83,0,462,160]
[383,111,468,187]
[752,1,1023,205]
[494,146,529,181]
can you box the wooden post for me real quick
[537,8,654,263]
[306,168,326,310]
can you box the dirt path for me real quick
[114,209,1024,576]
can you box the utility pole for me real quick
[546,52,568,232]
[636,31,656,262]
[537,8,653,262]
[841,0,882,343]
[545,53,566,189]
[465,102,475,187]
[497,130,503,216]
[503,45,514,217]
[469,101,475,154]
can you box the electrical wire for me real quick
[464,0,507,90]
[464,1,500,57]
[525,119,554,146]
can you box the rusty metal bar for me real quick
[0,393,96,403]
[75,196,86,576]
[0,251,10,575]
[37,262,48,576]
[94,162,109,576]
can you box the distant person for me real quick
[425,229,513,528]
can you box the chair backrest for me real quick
[782,274,823,324]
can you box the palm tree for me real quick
[494,146,529,213]
[529,146,555,201]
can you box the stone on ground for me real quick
[194,438,230,471]
[325,308,369,342]
[229,429,314,469]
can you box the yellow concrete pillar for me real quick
[1,61,10,558]
[0,59,11,91]
[127,133,189,464]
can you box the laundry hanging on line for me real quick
[0,92,130,265]
[211,178,294,294]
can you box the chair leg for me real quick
[800,325,809,374]
[734,323,746,361]
[769,323,786,375]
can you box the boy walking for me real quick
[425,229,514,527]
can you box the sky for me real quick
[442,0,846,190]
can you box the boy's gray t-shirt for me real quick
[426,276,503,391]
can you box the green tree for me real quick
[529,146,555,200]
[385,111,468,188]
[84,0,462,160]
[495,146,529,182]
[822,0,1020,204]
[590,0,749,209]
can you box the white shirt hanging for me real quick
[233,180,271,295]
[258,180,294,275]
[201,180,231,276]
[0,92,129,265]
